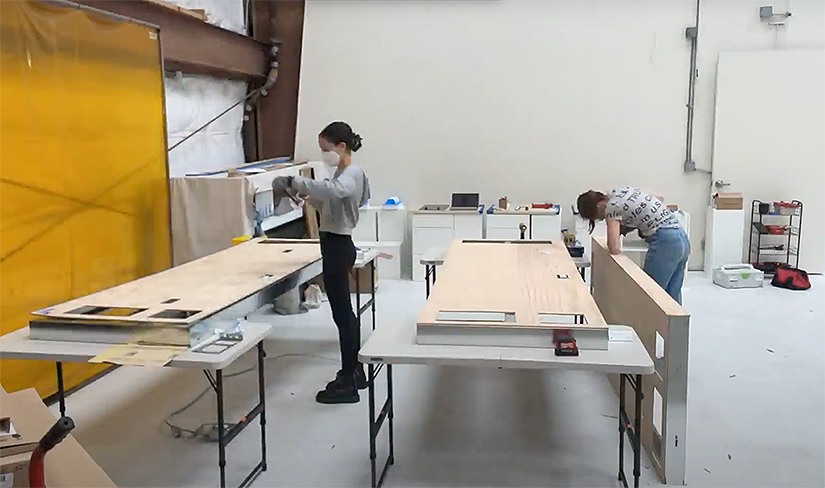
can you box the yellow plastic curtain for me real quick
[0,0,171,396]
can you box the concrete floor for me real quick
[53,273,825,487]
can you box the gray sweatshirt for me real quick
[292,164,371,236]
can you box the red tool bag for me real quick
[771,265,811,291]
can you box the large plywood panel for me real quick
[35,239,321,326]
[0,1,171,396]
[592,237,689,485]
[417,240,609,348]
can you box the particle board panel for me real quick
[591,236,689,485]
[416,240,609,349]
[31,238,321,327]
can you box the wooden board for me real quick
[591,236,689,485]
[31,239,321,327]
[300,167,320,239]
[417,240,609,349]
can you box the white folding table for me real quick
[359,320,654,488]
[0,323,272,488]
[0,247,379,488]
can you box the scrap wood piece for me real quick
[300,167,320,239]
[89,344,187,367]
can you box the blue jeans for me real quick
[644,227,691,304]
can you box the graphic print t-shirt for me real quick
[605,187,681,237]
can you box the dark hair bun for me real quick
[351,133,363,152]
[319,121,363,152]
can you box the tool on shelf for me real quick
[748,199,802,273]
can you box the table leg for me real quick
[370,261,376,331]
[55,362,66,417]
[387,365,395,466]
[257,342,267,473]
[432,264,436,284]
[634,374,643,488]
[618,374,626,484]
[216,369,226,488]
[579,266,586,280]
[368,363,377,488]
[425,265,431,298]
[367,362,394,488]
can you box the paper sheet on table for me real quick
[89,344,187,367]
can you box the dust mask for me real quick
[321,150,340,167]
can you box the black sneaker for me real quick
[316,373,359,404]
[326,368,368,391]
[355,366,368,390]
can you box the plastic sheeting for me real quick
[165,74,247,177]
[0,0,172,395]
[164,0,247,177]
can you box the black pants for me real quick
[320,232,360,375]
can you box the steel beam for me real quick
[73,0,270,80]
[250,0,304,160]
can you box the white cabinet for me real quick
[412,209,484,281]
[354,204,408,280]
[704,207,745,275]
[453,213,484,239]
[412,226,454,255]
[378,205,407,241]
[487,214,530,240]
[353,207,379,241]
[485,210,562,241]
[530,214,562,240]
[356,240,402,279]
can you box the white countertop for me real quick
[359,320,654,375]
[0,323,273,370]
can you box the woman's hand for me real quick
[606,220,622,255]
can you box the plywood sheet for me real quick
[32,239,321,327]
[418,240,607,331]
[591,236,689,485]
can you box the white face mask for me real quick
[321,150,340,167]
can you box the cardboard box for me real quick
[0,387,116,488]
[1,391,42,458]
[713,192,743,210]
[349,265,377,293]
[1,453,30,488]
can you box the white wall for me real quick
[164,0,248,177]
[296,0,825,269]
[712,49,824,272]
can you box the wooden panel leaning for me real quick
[591,236,690,485]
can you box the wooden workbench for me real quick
[29,238,322,345]
[416,239,610,349]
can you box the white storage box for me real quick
[713,264,764,289]
[356,241,402,279]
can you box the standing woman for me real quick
[271,121,370,404]
[577,187,690,304]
